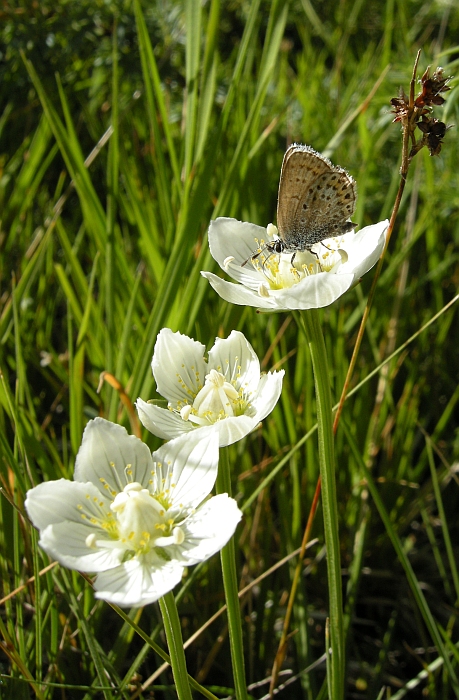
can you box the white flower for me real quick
[201,217,389,310]
[25,418,241,607]
[136,328,284,447]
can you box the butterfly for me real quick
[244,144,357,266]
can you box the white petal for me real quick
[152,328,208,404]
[152,427,220,508]
[224,264,264,288]
[73,418,153,489]
[251,371,285,423]
[272,271,355,310]
[208,218,269,269]
[339,219,388,279]
[136,398,194,439]
[201,271,276,308]
[39,521,124,572]
[213,415,258,447]
[94,557,184,606]
[208,331,261,395]
[172,494,242,565]
[25,480,124,572]
[26,479,94,529]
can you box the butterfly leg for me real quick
[309,247,324,272]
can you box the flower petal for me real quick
[169,494,242,565]
[152,427,220,508]
[201,271,276,308]
[152,328,208,404]
[25,480,124,572]
[39,521,124,572]
[213,415,258,446]
[208,330,261,395]
[94,557,184,606]
[339,220,388,279]
[25,479,96,530]
[272,271,355,309]
[251,371,285,423]
[208,217,270,270]
[136,398,194,440]
[73,418,153,489]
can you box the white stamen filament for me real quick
[180,404,192,420]
[155,527,185,547]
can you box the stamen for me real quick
[86,533,97,548]
[180,405,192,420]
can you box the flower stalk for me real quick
[216,448,248,700]
[297,308,344,700]
[159,592,193,700]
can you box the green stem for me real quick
[216,448,248,700]
[159,591,193,700]
[298,308,344,700]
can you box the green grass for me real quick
[1,0,459,697]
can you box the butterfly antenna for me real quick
[241,245,267,268]
[241,238,285,268]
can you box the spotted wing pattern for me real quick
[276,144,357,252]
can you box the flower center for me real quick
[251,250,319,289]
[108,482,184,554]
[249,225,346,290]
[180,368,249,426]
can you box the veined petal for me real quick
[136,399,194,440]
[153,328,208,404]
[251,371,285,423]
[208,330,260,395]
[339,220,388,279]
[94,557,184,606]
[73,418,153,489]
[222,260,266,288]
[39,521,124,572]
[212,415,258,447]
[208,217,270,269]
[201,271,276,308]
[168,494,242,565]
[272,271,355,310]
[25,479,100,530]
[25,480,124,572]
[152,427,220,508]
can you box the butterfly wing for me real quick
[305,167,357,238]
[277,144,357,251]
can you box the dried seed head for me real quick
[416,116,452,157]
[390,89,410,123]
[390,58,454,162]
[415,66,451,109]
